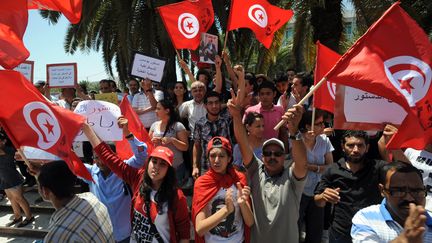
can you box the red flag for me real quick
[157,0,214,50]
[313,42,341,113]
[28,0,83,24]
[0,70,92,181]
[115,96,153,160]
[0,0,29,69]
[227,0,293,48]
[387,113,432,150]
[324,2,432,149]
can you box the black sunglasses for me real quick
[263,150,284,157]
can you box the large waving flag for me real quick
[227,0,293,48]
[158,0,214,50]
[0,0,29,69]
[313,42,341,113]
[116,96,154,160]
[0,70,92,180]
[323,2,432,149]
[28,0,83,24]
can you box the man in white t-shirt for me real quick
[178,81,207,136]
[132,78,163,130]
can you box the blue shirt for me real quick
[81,137,147,241]
[351,199,432,242]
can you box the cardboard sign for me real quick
[74,100,122,141]
[334,85,407,130]
[22,146,61,161]
[14,61,34,82]
[47,63,77,88]
[130,52,166,82]
[199,33,218,64]
[94,93,119,105]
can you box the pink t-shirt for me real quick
[244,103,284,139]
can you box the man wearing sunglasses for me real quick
[351,161,432,242]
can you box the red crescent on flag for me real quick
[180,16,195,35]
[29,108,52,143]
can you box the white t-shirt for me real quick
[178,100,207,135]
[132,91,164,128]
[150,121,186,168]
[404,148,432,212]
[204,185,244,243]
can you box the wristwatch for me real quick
[288,130,302,140]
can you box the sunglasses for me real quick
[263,150,284,157]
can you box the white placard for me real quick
[47,63,77,88]
[199,33,218,64]
[74,100,122,141]
[14,61,34,82]
[343,86,407,124]
[130,53,166,82]
[22,146,61,161]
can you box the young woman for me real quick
[0,132,33,227]
[172,82,189,110]
[82,123,190,243]
[150,100,189,186]
[297,109,334,243]
[192,136,254,243]
[232,112,264,171]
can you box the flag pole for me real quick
[175,49,182,61]
[16,148,32,169]
[311,107,316,131]
[223,30,229,51]
[274,77,327,130]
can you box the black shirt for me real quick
[314,158,386,238]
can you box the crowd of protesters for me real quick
[1,53,431,243]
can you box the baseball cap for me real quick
[149,146,174,166]
[263,138,285,151]
[207,136,232,156]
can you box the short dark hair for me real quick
[38,160,76,199]
[380,161,423,185]
[275,73,288,83]
[298,109,326,133]
[341,130,369,145]
[99,79,111,85]
[204,91,221,104]
[286,68,296,73]
[244,112,264,126]
[196,69,211,82]
[294,72,313,88]
[258,80,276,92]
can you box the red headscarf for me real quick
[192,166,250,243]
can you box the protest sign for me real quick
[14,61,34,82]
[94,93,119,105]
[199,33,218,64]
[22,146,61,161]
[130,52,166,82]
[74,100,122,141]
[46,63,77,88]
[334,85,407,130]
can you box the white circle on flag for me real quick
[384,55,431,107]
[178,13,200,39]
[327,81,336,100]
[248,4,268,28]
[23,102,61,150]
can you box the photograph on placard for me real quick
[199,33,218,64]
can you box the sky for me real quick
[24,11,109,82]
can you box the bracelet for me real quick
[316,165,320,173]
[125,133,133,139]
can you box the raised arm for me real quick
[222,51,238,90]
[378,124,408,162]
[179,59,197,83]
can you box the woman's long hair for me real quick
[173,81,190,107]
[139,158,177,213]
[158,99,180,138]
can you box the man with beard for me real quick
[314,130,386,243]
[193,91,232,177]
[351,161,432,242]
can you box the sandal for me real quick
[6,216,22,227]
[17,216,34,228]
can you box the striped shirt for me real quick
[44,193,115,242]
[351,199,432,243]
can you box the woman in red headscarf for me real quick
[192,136,254,243]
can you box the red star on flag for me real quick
[186,21,193,30]
[259,14,264,20]
[43,119,54,135]
[399,77,414,94]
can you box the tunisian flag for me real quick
[313,42,341,113]
[115,96,154,160]
[0,70,92,181]
[0,0,29,69]
[158,0,214,50]
[323,2,432,149]
[28,0,83,24]
[227,0,293,48]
